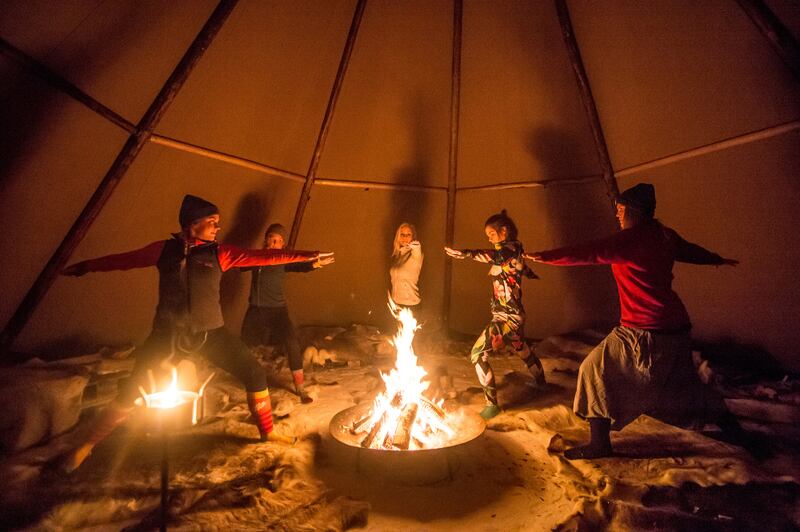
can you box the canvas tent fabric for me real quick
[0,0,798,369]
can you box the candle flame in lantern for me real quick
[355,299,456,450]
[141,367,190,410]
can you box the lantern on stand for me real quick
[135,368,215,531]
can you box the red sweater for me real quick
[537,220,723,331]
[74,238,317,273]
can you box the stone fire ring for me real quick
[328,402,485,485]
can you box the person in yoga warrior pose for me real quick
[445,209,545,420]
[241,223,334,403]
[527,183,753,459]
[60,194,333,472]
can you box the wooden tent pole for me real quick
[736,0,800,81]
[0,0,239,353]
[287,0,367,248]
[442,0,463,331]
[150,134,307,183]
[460,174,603,192]
[554,0,619,202]
[314,179,446,192]
[616,120,800,178]
[0,37,135,133]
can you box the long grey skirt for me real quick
[573,325,725,430]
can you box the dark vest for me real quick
[249,265,287,308]
[154,237,224,332]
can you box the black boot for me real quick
[564,417,612,460]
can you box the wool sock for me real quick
[247,389,274,441]
[292,369,313,403]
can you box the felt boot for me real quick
[564,417,612,460]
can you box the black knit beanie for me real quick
[265,223,287,239]
[179,194,219,227]
[617,183,656,218]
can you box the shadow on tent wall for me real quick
[380,90,435,330]
[219,190,275,324]
[526,125,619,330]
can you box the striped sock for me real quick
[292,369,305,389]
[293,370,313,403]
[247,389,274,439]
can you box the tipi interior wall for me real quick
[1,0,798,370]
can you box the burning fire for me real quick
[139,367,188,410]
[136,366,215,427]
[350,301,458,450]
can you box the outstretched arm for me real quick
[444,246,493,263]
[287,253,336,272]
[674,235,735,266]
[218,244,332,272]
[61,241,166,276]
[524,232,630,266]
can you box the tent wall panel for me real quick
[0,57,128,332]
[0,2,796,369]
[458,0,601,189]
[17,144,303,355]
[569,0,800,171]
[318,0,454,188]
[450,181,619,340]
[156,0,358,177]
[616,129,800,371]
[764,0,800,41]
[0,0,218,123]
[290,186,447,331]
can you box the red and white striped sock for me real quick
[247,389,274,439]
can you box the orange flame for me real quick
[357,299,456,450]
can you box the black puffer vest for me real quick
[154,237,224,332]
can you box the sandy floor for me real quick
[1,330,798,530]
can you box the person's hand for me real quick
[61,262,89,277]
[409,240,421,248]
[316,254,335,267]
[523,252,544,262]
[719,258,739,267]
[444,247,465,259]
[316,251,334,262]
[472,251,492,263]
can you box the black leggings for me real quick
[119,326,267,404]
[241,305,303,372]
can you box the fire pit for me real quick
[328,302,485,484]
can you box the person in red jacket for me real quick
[59,194,333,472]
[527,183,742,459]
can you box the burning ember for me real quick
[339,301,477,451]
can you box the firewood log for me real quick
[361,412,387,448]
[393,403,419,450]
